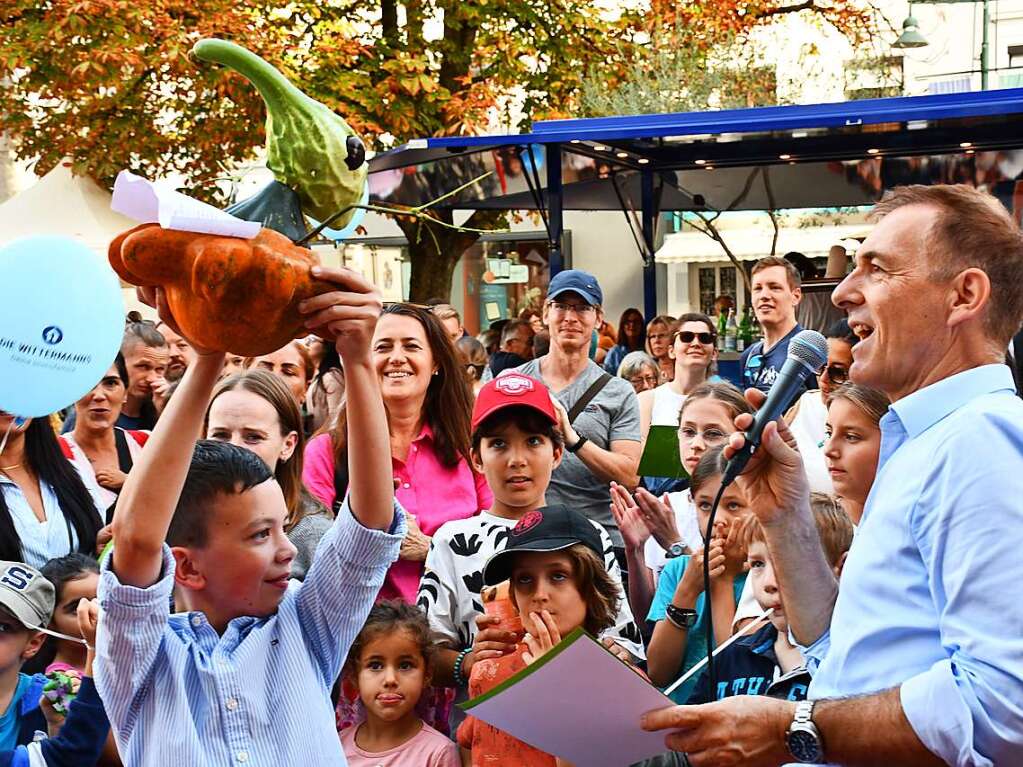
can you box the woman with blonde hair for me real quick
[645,314,677,383]
[206,369,332,579]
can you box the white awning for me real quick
[656,219,869,264]
[0,160,137,256]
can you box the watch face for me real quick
[788,729,822,763]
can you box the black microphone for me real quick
[722,329,827,487]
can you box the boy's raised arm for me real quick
[111,287,224,588]
[299,266,391,530]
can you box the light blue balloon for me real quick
[309,183,368,242]
[0,236,124,417]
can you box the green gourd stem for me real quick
[191,38,366,225]
[192,39,307,123]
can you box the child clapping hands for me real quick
[645,445,751,704]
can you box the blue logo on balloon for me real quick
[42,326,64,345]
[0,236,124,418]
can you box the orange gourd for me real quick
[109,223,335,356]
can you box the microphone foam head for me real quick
[788,329,828,371]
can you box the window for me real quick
[698,268,717,316]
[695,264,743,316]
[1009,45,1023,70]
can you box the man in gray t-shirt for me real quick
[506,269,641,547]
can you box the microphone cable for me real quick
[700,472,731,700]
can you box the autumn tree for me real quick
[0,0,630,301]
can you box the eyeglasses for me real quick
[674,330,716,345]
[822,365,849,384]
[549,301,596,316]
[628,374,659,388]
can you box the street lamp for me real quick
[893,0,991,90]
[894,15,928,48]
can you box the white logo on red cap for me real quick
[495,375,535,396]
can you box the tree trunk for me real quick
[393,208,507,302]
[0,132,17,204]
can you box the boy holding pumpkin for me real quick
[93,267,405,767]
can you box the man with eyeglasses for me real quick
[505,269,643,560]
[739,256,817,410]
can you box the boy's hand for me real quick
[298,266,382,362]
[522,610,562,665]
[634,489,683,551]
[40,694,64,736]
[550,397,580,447]
[465,614,517,676]
[137,286,218,357]
[610,482,650,551]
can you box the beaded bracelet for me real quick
[453,648,472,687]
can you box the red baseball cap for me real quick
[471,374,558,432]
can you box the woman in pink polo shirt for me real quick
[304,302,491,603]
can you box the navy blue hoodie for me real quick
[686,622,811,705]
[2,676,109,767]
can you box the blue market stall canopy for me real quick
[368,88,1023,213]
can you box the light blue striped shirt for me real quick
[806,364,1023,766]
[94,498,405,767]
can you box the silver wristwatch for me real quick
[664,541,686,559]
[786,700,824,763]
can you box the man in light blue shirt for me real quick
[641,184,1023,765]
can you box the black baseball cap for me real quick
[482,505,604,587]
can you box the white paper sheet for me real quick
[462,629,674,766]
[111,170,260,239]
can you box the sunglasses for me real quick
[674,330,716,345]
[823,365,849,383]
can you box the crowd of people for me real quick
[1,182,1022,766]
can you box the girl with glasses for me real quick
[611,382,752,623]
[785,319,858,495]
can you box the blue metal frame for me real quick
[546,143,564,275]
[375,88,1023,161]
[368,88,1023,319]
[641,170,657,320]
